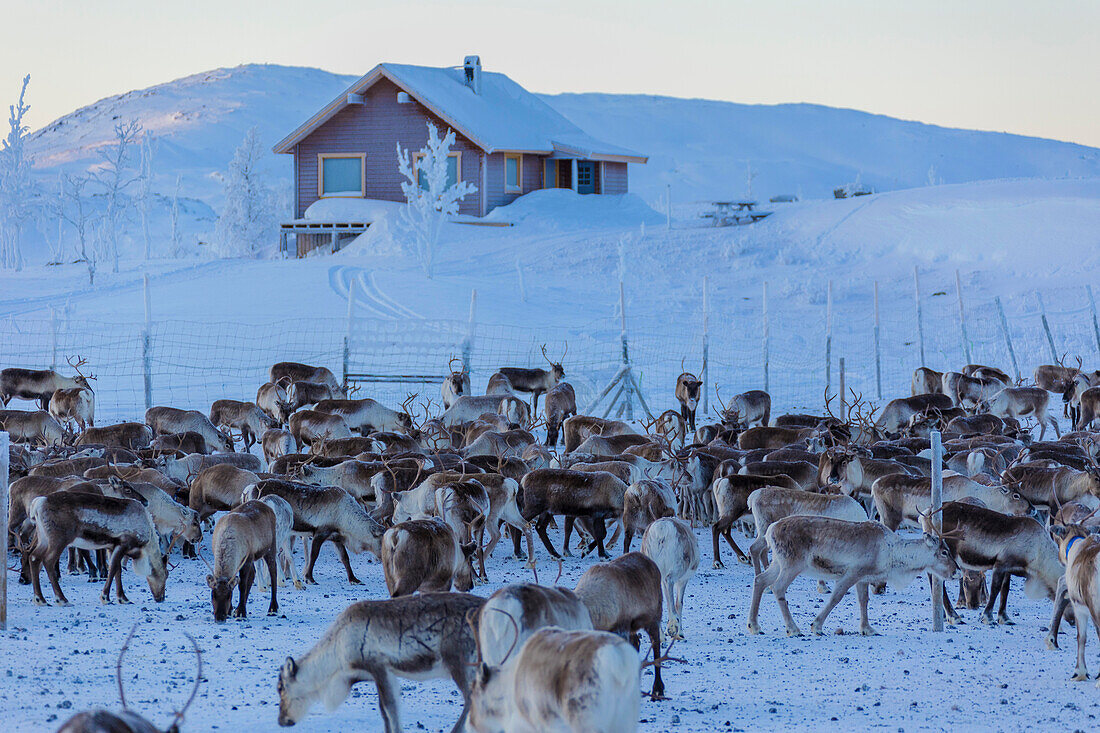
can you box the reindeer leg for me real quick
[711,524,725,569]
[810,574,858,636]
[66,547,80,575]
[234,561,255,618]
[941,578,962,625]
[855,581,876,636]
[535,515,560,559]
[996,574,1014,625]
[647,620,665,700]
[768,563,803,636]
[101,547,125,604]
[1047,579,1070,650]
[561,516,575,557]
[263,551,279,615]
[43,549,70,606]
[1072,602,1090,680]
[980,568,1005,624]
[333,542,362,585]
[592,517,610,560]
[372,667,402,733]
[749,536,768,576]
[304,533,327,584]
[508,525,524,560]
[30,554,50,606]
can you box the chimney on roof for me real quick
[463,56,482,95]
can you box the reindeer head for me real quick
[66,355,96,391]
[206,573,238,622]
[541,343,566,382]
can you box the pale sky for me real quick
[3,0,1098,147]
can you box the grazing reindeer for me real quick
[710,474,801,568]
[0,409,64,446]
[75,422,153,450]
[150,431,211,455]
[562,414,637,453]
[543,382,577,447]
[381,517,477,596]
[1001,464,1100,512]
[146,406,233,452]
[1035,355,1081,415]
[912,367,944,396]
[209,399,277,450]
[574,551,665,700]
[720,389,771,429]
[57,625,202,733]
[495,343,566,414]
[748,515,958,636]
[243,478,385,585]
[621,478,676,553]
[963,364,1012,384]
[49,384,96,432]
[262,428,296,466]
[102,476,203,552]
[979,386,1059,439]
[871,473,1033,531]
[257,378,293,425]
[254,494,304,591]
[934,501,1063,625]
[441,357,471,409]
[1,355,93,409]
[1074,385,1100,431]
[286,380,339,412]
[200,500,279,621]
[312,395,415,434]
[467,628,641,733]
[188,464,260,522]
[877,394,954,435]
[675,370,704,432]
[277,593,485,731]
[441,394,530,429]
[28,492,167,606]
[642,517,699,640]
[471,584,593,668]
[269,361,343,396]
[288,409,352,450]
[520,469,629,559]
[747,486,868,574]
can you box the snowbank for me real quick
[302,197,406,222]
[484,189,664,230]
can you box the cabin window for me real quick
[414,152,461,190]
[504,154,522,193]
[318,154,365,197]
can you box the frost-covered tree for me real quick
[91,119,142,273]
[215,127,276,258]
[0,74,34,271]
[396,122,477,278]
[43,172,66,264]
[138,134,156,259]
[60,174,97,285]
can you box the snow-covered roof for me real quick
[272,62,647,164]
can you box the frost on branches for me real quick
[0,74,34,271]
[396,122,477,278]
[215,127,277,258]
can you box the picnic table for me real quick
[704,201,772,226]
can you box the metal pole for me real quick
[1037,292,1058,363]
[0,430,8,630]
[930,428,944,632]
[49,307,58,371]
[873,281,882,400]
[343,277,355,389]
[666,184,672,231]
[914,267,926,366]
[1089,286,1100,360]
[464,289,477,377]
[142,274,152,410]
[620,281,634,421]
[762,281,770,393]
[825,280,833,398]
[702,275,710,416]
[955,270,972,365]
[995,297,1021,382]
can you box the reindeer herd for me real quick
[6,349,1100,731]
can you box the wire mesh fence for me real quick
[5,280,1100,425]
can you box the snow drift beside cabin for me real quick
[303,197,406,223]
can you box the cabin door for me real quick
[576,161,596,194]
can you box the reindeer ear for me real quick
[282,657,298,680]
[1050,525,1069,540]
[228,576,239,590]
[206,574,215,588]
[461,541,478,557]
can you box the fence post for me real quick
[838,357,846,415]
[762,281,770,393]
[142,275,152,410]
[343,277,355,388]
[463,289,478,377]
[49,307,58,371]
[666,184,672,231]
[0,430,8,631]
[873,280,882,400]
[994,297,1021,382]
[825,280,833,398]
[1089,286,1100,360]
[620,281,635,421]
[930,429,944,632]
[914,266,926,366]
[1037,292,1058,363]
[701,275,710,416]
[955,270,972,365]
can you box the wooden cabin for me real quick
[273,56,647,255]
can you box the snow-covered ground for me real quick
[2,520,1095,732]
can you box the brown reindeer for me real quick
[257,378,293,425]
[561,414,637,453]
[543,382,577,447]
[520,469,628,559]
[978,386,1059,439]
[75,422,153,450]
[1,355,93,409]
[441,356,472,409]
[269,361,342,396]
[200,500,279,621]
[494,343,566,414]
[210,399,277,450]
[0,409,64,446]
[911,367,944,396]
[675,370,704,432]
[381,517,477,596]
[49,383,96,432]
[146,406,233,452]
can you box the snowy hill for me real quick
[27,63,1100,212]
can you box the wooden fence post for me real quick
[1037,292,1058,363]
[142,274,153,410]
[838,357,846,416]
[955,270,972,365]
[914,267,926,366]
[463,289,478,377]
[995,297,1021,382]
[762,281,770,393]
[873,281,882,400]
[931,429,944,632]
[343,277,355,388]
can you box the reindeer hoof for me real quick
[979,614,994,626]
[116,596,131,605]
[860,626,878,637]
[33,598,50,607]
[1072,672,1090,682]
[293,581,305,591]
[234,610,247,619]
[811,625,824,636]
[786,628,803,637]
[712,561,725,570]
[1046,636,1059,650]
[747,623,761,635]
[268,607,279,617]
[737,556,751,566]
[998,615,1014,626]
[946,615,963,626]
[348,578,363,585]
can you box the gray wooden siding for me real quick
[295,78,482,217]
[482,152,547,212]
[602,162,628,195]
